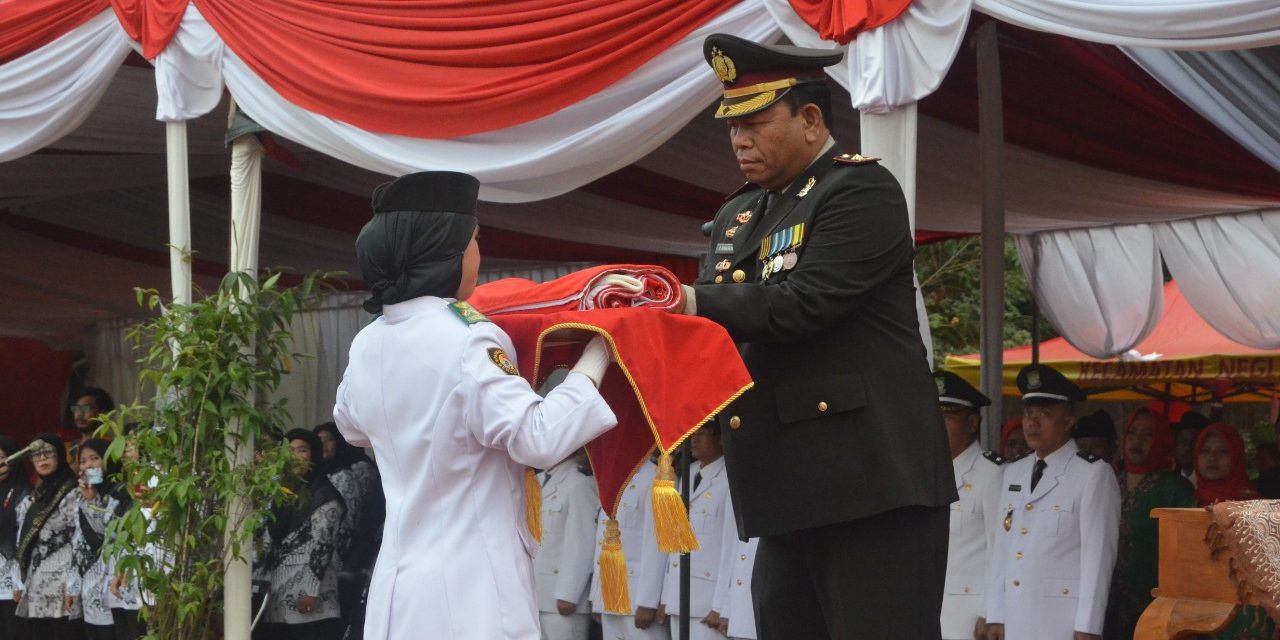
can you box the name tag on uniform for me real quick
[1008,484,1022,492]
[715,243,734,254]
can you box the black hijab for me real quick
[267,429,343,558]
[313,422,364,473]
[18,433,76,575]
[0,435,31,559]
[355,171,480,314]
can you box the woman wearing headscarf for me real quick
[0,435,32,640]
[14,433,80,639]
[1193,423,1272,639]
[1194,423,1260,507]
[312,422,364,567]
[254,429,346,640]
[65,439,132,640]
[1103,408,1195,640]
[332,171,617,640]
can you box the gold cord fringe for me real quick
[651,452,700,554]
[525,468,542,543]
[599,518,632,614]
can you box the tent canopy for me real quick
[945,281,1280,403]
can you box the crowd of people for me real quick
[941,365,1277,640]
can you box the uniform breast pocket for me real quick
[949,498,976,536]
[616,493,643,530]
[689,497,723,534]
[1047,502,1077,538]
[542,497,567,534]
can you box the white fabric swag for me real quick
[1155,211,1280,350]
[1021,210,1280,357]
[1016,226,1164,360]
[1125,46,1280,172]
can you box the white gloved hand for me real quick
[679,285,697,315]
[598,274,645,293]
[570,334,612,387]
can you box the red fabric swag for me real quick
[0,337,74,446]
[0,0,109,63]
[470,266,751,516]
[785,0,913,45]
[192,0,736,139]
[109,0,186,59]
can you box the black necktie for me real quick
[1031,459,1047,492]
[692,471,703,493]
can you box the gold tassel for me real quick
[525,468,542,542]
[598,518,632,614]
[651,452,700,553]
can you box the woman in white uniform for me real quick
[333,172,619,640]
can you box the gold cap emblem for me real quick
[710,47,737,85]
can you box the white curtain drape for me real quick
[1016,225,1164,359]
[1124,46,1280,172]
[84,317,148,409]
[0,11,132,162]
[1155,211,1280,349]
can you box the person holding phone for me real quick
[67,439,129,640]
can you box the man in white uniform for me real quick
[589,457,669,640]
[935,372,1003,640]
[985,365,1120,640]
[712,497,756,640]
[660,425,730,640]
[536,452,599,640]
[333,172,619,640]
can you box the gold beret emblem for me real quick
[710,47,737,85]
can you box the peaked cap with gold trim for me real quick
[704,34,843,120]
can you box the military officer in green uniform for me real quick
[675,34,956,639]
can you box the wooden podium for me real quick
[1135,508,1257,639]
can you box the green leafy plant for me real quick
[96,270,335,640]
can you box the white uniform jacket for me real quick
[590,460,667,615]
[986,439,1120,639]
[535,460,599,613]
[661,457,730,619]
[334,296,618,640]
[712,497,757,640]
[941,441,1003,639]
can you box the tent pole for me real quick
[223,105,265,640]
[165,121,192,305]
[860,104,933,367]
[1030,237,1041,366]
[976,21,1005,450]
[679,444,691,640]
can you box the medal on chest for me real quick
[759,222,805,280]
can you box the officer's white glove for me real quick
[679,285,696,315]
[597,274,644,293]
[570,335,612,387]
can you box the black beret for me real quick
[1075,410,1116,440]
[934,371,991,409]
[372,171,479,216]
[1174,411,1210,432]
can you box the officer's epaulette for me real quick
[1076,450,1102,463]
[448,301,489,325]
[833,153,881,165]
[722,181,756,202]
[982,450,1005,466]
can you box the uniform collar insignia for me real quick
[796,176,816,198]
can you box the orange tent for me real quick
[945,282,1280,403]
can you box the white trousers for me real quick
[539,612,589,640]
[668,615,721,640]
[601,614,671,640]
